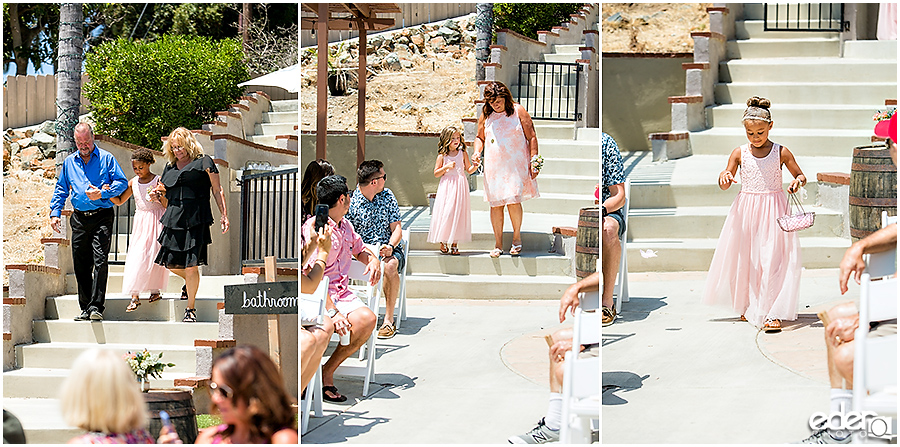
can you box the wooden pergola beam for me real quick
[300,16,394,30]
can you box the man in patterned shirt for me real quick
[602,133,627,326]
[348,160,405,339]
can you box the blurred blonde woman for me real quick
[60,349,155,443]
[151,127,229,323]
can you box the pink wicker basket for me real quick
[777,192,815,232]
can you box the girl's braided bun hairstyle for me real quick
[742,96,772,123]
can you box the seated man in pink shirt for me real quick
[302,174,382,403]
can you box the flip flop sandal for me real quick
[510,244,523,256]
[125,298,141,312]
[439,242,449,254]
[489,248,502,258]
[450,245,460,255]
[322,385,348,403]
[181,285,188,300]
[182,308,197,323]
[148,293,162,304]
[739,315,747,322]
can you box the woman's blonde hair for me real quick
[60,349,148,434]
[437,126,464,155]
[161,127,204,165]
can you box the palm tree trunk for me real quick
[475,3,493,82]
[56,3,83,169]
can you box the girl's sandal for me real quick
[739,315,747,322]
[125,297,141,312]
[763,319,782,333]
[510,243,523,256]
[148,293,162,304]
[439,242,449,255]
[450,245,460,256]
[489,248,502,258]
[182,308,197,323]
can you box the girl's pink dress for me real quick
[428,150,472,244]
[701,143,801,328]
[482,105,540,206]
[122,175,169,295]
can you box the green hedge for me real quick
[493,3,584,41]
[84,35,248,149]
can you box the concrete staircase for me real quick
[249,99,298,147]
[625,3,896,272]
[405,126,598,299]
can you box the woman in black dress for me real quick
[151,127,229,322]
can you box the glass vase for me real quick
[140,375,150,393]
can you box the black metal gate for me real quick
[240,167,298,265]
[516,61,582,121]
[764,3,844,32]
[110,197,133,265]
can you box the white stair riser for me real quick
[689,133,874,157]
[533,125,577,140]
[255,123,297,135]
[469,194,595,215]
[46,296,222,322]
[735,20,838,40]
[270,100,299,112]
[33,321,218,344]
[626,243,848,272]
[714,83,894,106]
[527,158,599,176]
[406,253,572,276]
[726,40,839,59]
[409,232,553,252]
[15,344,197,371]
[843,40,898,60]
[719,61,897,83]
[475,174,596,194]
[707,106,887,130]
[405,276,575,299]
[262,111,298,124]
[250,135,278,147]
[630,182,822,208]
[627,210,844,239]
[3,375,181,398]
[554,44,583,53]
[64,274,239,297]
[542,53,582,64]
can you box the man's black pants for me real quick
[70,208,114,314]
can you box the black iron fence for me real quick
[764,3,844,32]
[240,167,298,265]
[516,61,581,121]
[110,197,133,265]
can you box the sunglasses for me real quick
[371,175,386,183]
[209,381,233,399]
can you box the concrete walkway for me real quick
[603,268,861,444]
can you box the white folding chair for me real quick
[300,276,328,435]
[559,307,600,444]
[379,230,410,329]
[851,275,897,436]
[329,259,381,397]
[580,289,600,312]
[614,179,631,312]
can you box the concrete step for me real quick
[524,156,599,177]
[406,250,572,276]
[408,229,555,252]
[3,368,194,398]
[249,134,278,147]
[627,205,844,239]
[719,58,897,83]
[254,122,297,136]
[626,236,850,272]
[46,295,223,322]
[261,111,297,124]
[475,173,596,195]
[576,127,600,141]
[543,53,582,64]
[405,273,576,299]
[689,127,874,157]
[630,180,825,209]
[270,99,298,112]
[735,20,839,40]
[714,82,895,106]
[469,190,596,215]
[553,44,582,54]
[706,103,889,130]
[742,4,842,22]
[726,38,840,59]
[33,320,219,345]
[64,273,243,297]
[843,40,897,60]
[533,123,576,140]
[2,398,81,444]
[14,342,197,372]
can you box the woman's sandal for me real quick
[180,285,188,300]
[450,245,460,256]
[510,243,523,256]
[763,319,782,333]
[489,248,502,258]
[322,385,348,403]
[439,242,449,255]
[739,315,747,322]
[182,308,197,323]
[148,293,162,304]
[125,297,141,312]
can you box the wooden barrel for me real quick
[850,144,897,241]
[575,206,600,279]
[144,390,198,444]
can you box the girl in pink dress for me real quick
[702,96,808,332]
[109,148,170,312]
[428,125,477,255]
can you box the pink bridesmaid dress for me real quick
[701,143,801,328]
[428,150,472,244]
[121,175,169,295]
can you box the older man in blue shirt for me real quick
[50,123,128,321]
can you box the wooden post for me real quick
[316,3,328,160]
[357,23,367,167]
[264,256,281,370]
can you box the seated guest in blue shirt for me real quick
[50,122,128,321]
[347,160,404,339]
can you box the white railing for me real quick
[3,74,90,129]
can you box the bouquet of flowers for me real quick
[873,109,895,122]
[531,154,544,173]
[123,349,175,380]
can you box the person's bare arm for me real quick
[207,168,229,233]
[718,147,741,190]
[558,272,600,323]
[838,223,898,294]
[780,146,807,193]
[517,105,539,179]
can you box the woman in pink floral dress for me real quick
[472,81,540,258]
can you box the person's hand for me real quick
[446,160,456,171]
[531,167,539,179]
[379,244,393,257]
[101,184,110,191]
[304,224,319,253]
[825,315,859,348]
[788,178,802,194]
[365,257,382,285]
[86,184,102,201]
[50,216,61,233]
[550,339,574,363]
[558,283,581,323]
[157,425,183,444]
[220,215,229,234]
[472,152,481,166]
[316,225,332,255]
[718,171,736,189]
[838,244,866,295]
[150,183,166,201]
[332,312,351,337]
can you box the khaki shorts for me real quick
[334,296,368,316]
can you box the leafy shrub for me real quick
[84,35,248,149]
[493,3,585,41]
